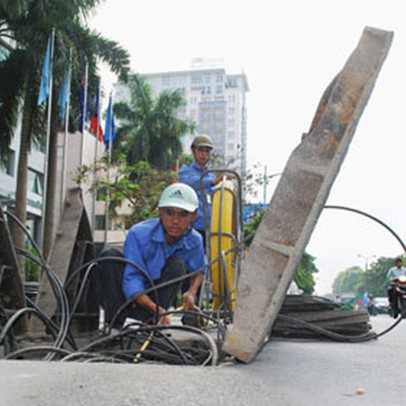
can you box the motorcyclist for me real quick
[387,257,406,318]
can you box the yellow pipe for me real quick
[210,180,238,310]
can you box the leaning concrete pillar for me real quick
[223,27,393,363]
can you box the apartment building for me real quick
[115,65,249,176]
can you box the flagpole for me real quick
[60,48,72,217]
[92,84,101,234]
[79,61,88,167]
[40,28,55,251]
[103,93,113,247]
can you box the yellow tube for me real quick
[210,180,238,311]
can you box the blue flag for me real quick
[57,66,70,119]
[104,95,115,150]
[38,36,52,106]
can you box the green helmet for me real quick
[158,183,199,213]
[191,134,214,150]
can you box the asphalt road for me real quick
[0,315,403,406]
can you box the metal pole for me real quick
[60,48,72,217]
[79,61,88,167]
[103,94,113,247]
[91,85,101,234]
[40,29,55,250]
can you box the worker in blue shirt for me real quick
[99,183,206,327]
[178,134,227,243]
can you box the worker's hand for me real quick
[157,307,170,326]
[182,291,196,310]
[158,315,171,326]
[211,173,232,186]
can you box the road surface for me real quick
[0,315,402,405]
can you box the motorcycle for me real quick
[390,275,406,318]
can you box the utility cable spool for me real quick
[209,178,240,313]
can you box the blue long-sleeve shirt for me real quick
[122,218,206,299]
[178,162,216,232]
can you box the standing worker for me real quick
[178,134,226,243]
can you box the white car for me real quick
[374,297,389,314]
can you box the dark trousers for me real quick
[99,247,186,327]
[388,287,397,311]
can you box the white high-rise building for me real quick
[115,66,249,176]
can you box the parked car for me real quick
[374,297,389,314]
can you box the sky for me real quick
[89,0,406,294]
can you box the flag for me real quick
[38,36,52,105]
[104,95,115,150]
[57,65,70,119]
[78,65,89,133]
[90,85,104,142]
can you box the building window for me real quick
[216,73,223,83]
[216,84,223,94]
[228,119,235,127]
[162,76,170,86]
[191,75,202,84]
[28,168,43,196]
[228,77,237,88]
[94,214,106,230]
[0,149,15,176]
[228,95,236,104]
[228,107,235,115]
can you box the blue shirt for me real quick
[178,162,216,232]
[122,218,206,299]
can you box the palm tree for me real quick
[114,74,195,170]
[0,0,130,262]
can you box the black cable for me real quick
[14,247,71,360]
[276,314,402,342]
[6,346,71,360]
[324,205,406,253]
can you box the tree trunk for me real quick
[13,108,31,275]
[42,99,59,260]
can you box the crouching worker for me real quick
[99,183,206,328]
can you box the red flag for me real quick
[90,85,104,142]
[90,116,104,142]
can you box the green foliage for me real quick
[24,247,40,281]
[295,252,319,295]
[363,256,400,296]
[114,74,195,170]
[332,256,403,296]
[332,266,364,295]
[77,155,174,227]
[180,153,193,166]
[0,0,130,162]
[243,209,265,246]
[242,210,319,294]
